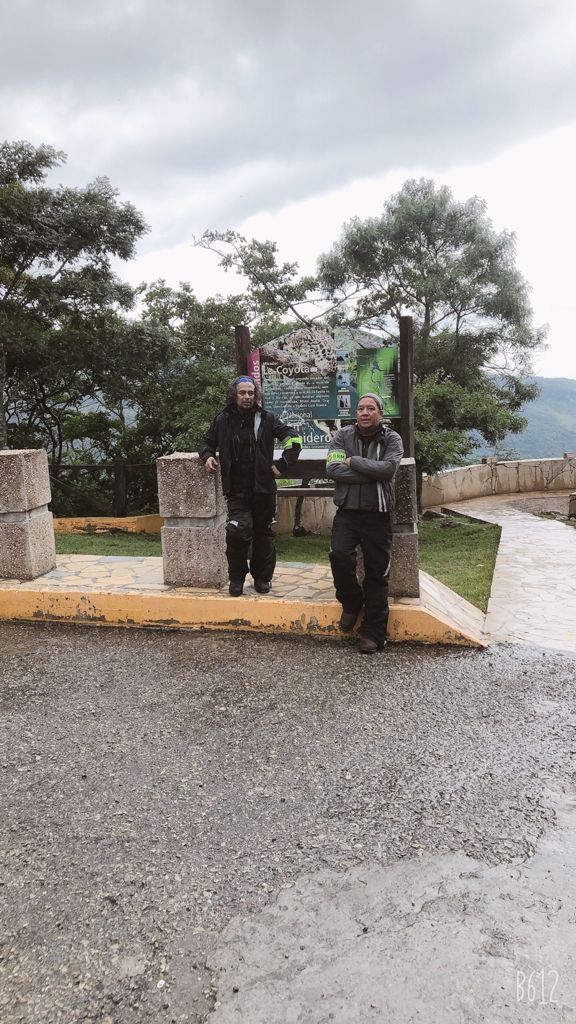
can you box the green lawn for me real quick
[55,516,500,611]
[55,531,162,556]
[275,533,330,563]
[418,518,500,612]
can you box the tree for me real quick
[318,179,546,475]
[0,140,149,449]
[4,274,246,513]
[137,281,251,452]
[197,230,317,327]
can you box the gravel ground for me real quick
[508,495,571,516]
[1,621,576,1023]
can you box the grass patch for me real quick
[55,532,162,556]
[54,515,500,611]
[275,533,331,563]
[54,529,331,563]
[418,517,500,611]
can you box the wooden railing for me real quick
[48,462,157,517]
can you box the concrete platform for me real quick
[0,555,485,647]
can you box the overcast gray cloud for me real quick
[1,0,575,241]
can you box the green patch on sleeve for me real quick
[326,449,346,465]
[282,436,303,449]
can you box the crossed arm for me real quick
[326,430,403,482]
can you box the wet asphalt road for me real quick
[1,621,576,1023]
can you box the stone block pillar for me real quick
[157,453,228,588]
[390,458,420,598]
[0,449,56,580]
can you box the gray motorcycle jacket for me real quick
[326,424,403,512]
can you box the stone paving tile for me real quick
[126,584,177,592]
[0,556,336,604]
[54,556,102,564]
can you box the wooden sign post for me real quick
[399,315,415,458]
[234,325,251,375]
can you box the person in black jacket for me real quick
[326,393,403,653]
[199,376,302,596]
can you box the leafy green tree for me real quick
[137,281,251,451]
[197,230,317,326]
[0,140,148,449]
[318,179,546,474]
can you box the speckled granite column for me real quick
[0,449,56,580]
[390,458,420,598]
[157,453,228,588]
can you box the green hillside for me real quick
[472,377,576,460]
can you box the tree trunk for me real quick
[112,461,128,517]
[0,345,7,450]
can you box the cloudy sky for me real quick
[2,0,576,377]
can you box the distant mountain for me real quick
[472,377,576,460]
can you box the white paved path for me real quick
[442,491,576,653]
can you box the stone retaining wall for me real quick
[421,456,576,509]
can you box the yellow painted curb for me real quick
[389,604,484,647]
[0,586,485,646]
[53,514,163,534]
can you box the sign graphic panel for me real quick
[248,327,399,449]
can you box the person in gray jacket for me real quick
[326,393,403,653]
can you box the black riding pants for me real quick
[329,509,392,643]
[226,492,277,583]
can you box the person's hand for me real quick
[205,456,219,473]
[344,457,351,467]
[271,465,281,478]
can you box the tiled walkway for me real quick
[0,556,335,600]
[441,490,576,653]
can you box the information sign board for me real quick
[248,327,399,449]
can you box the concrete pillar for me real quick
[156,452,228,588]
[0,449,56,580]
[390,458,420,598]
[569,493,576,519]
